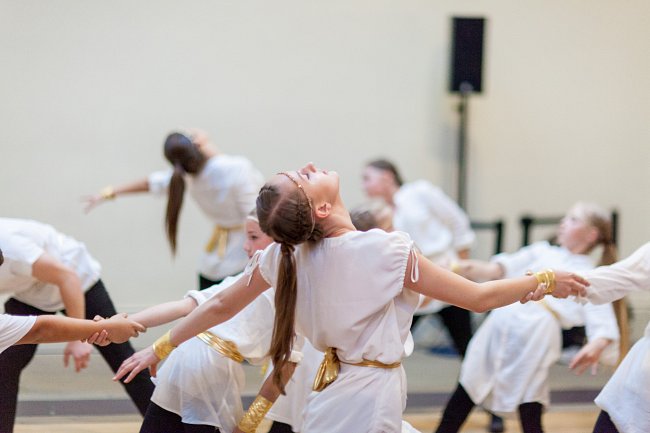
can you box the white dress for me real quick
[583,242,650,433]
[258,229,420,433]
[393,181,474,314]
[151,274,303,431]
[0,218,101,311]
[148,154,264,281]
[0,314,36,354]
[460,242,619,413]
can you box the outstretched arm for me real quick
[128,298,197,328]
[405,252,588,313]
[82,178,150,213]
[454,259,504,282]
[16,314,145,345]
[114,268,271,383]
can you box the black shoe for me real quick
[489,414,504,433]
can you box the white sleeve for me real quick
[233,162,263,217]
[491,242,544,278]
[147,170,173,196]
[423,185,475,250]
[583,302,620,342]
[583,242,650,304]
[6,234,45,277]
[0,315,37,354]
[184,274,242,306]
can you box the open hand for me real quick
[113,346,160,383]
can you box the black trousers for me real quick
[592,411,620,433]
[268,421,294,432]
[435,384,544,433]
[198,275,225,291]
[0,280,154,433]
[412,305,473,357]
[140,402,220,433]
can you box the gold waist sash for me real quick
[312,347,401,392]
[537,298,561,322]
[196,331,244,363]
[205,224,243,257]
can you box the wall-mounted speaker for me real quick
[449,17,485,93]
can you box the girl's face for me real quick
[362,166,391,198]
[243,219,273,258]
[557,206,598,253]
[276,162,340,206]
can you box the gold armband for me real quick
[527,269,556,295]
[238,395,273,433]
[152,330,176,360]
[100,185,116,200]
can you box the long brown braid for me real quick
[256,179,323,393]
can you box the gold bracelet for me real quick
[526,269,556,295]
[152,330,176,360]
[237,395,273,433]
[450,262,461,274]
[100,185,116,200]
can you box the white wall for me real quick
[1,0,649,314]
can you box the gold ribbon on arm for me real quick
[312,347,340,392]
[205,224,242,257]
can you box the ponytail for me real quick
[165,163,186,254]
[269,242,298,394]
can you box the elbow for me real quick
[205,295,236,322]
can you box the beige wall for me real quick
[1,0,649,316]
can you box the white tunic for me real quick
[152,273,282,431]
[148,154,264,280]
[0,314,36,354]
[460,242,619,413]
[393,181,474,314]
[0,218,101,311]
[258,229,420,433]
[583,242,650,433]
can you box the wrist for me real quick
[238,395,273,433]
[152,330,176,360]
[100,185,116,200]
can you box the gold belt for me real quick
[196,331,244,363]
[312,347,401,392]
[205,224,243,258]
[537,299,561,322]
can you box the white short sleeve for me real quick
[5,233,44,277]
[0,314,36,353]
[148,170,173,196]
[257,243,282,288]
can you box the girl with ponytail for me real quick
[83,129,264,289]
[115,163,588,433]
[434,202,621,433]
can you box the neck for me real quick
[384,184,400,206]
[320,203,356,238]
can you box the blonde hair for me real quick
[572,202,629,364]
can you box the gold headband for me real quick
[278,172,316,236]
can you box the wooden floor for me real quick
[15,407,599,433]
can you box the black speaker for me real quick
[449,17,485,93]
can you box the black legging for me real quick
[268,421,294,432]
[435,384,545,433]
[198,274,225,291]
[140,402,219,433]
[411,305,473,357]
[593,411,620,433]
[0,280,154,432]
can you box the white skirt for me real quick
[595,330,650,433]
[151,336,245,431]
[301,363,407,433]
[460,303,561,413]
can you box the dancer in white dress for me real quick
[115,162,588,433]
[84,129,264,289]
[577,241,650,433]
[363,159,475,357]
[434,202,621,433]
[0,248,143,352]
[119,213,311,433]
[0,217,155,431]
